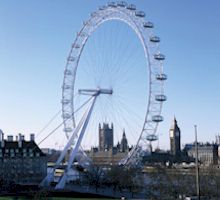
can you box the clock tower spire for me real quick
[169,117,181,156]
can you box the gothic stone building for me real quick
[185,143,218,165]
[99,123,114,151]
[89,123,129,165]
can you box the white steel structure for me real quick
[42,1,167,189]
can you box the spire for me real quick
[123,129,126,137]
[120,129,128,152]
[174,116,177,125]
[170,116,178,130]
[111,123,113,129]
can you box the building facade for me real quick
[0,130,47,185]
[186,143,218,165]
[169,118,181,156]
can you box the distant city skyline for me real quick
[0,0,220,150]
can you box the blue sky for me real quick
[0,0,220,150]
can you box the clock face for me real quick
[170,130,174,138]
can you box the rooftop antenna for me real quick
[194,125,200,200]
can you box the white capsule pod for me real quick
[63,127,73,132]
[108,2,117,7]
[99,5,107,10]
[143,21,154,28]
[146,134,158,141]
[152,115,164,122]
[156,73,167,81]
[155,94,167,102]
[150,36,160,43]
[135,11,145,18]
[117,1,127,7]
[154,53,165,61]
[126,4,136,10]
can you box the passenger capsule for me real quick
[63,127,73,132]
[135,11,145,18]
[152,115,164,122]
[154,53,165,61]
[150,36,160,43]
[61,99,70,105]
[117,1,127,7]
[99,5,107,10]
[108,2,117,7]
[155,94,167,102]
[143,21,154,28]
[126,4,136,10]
[146,134,158,141]
[156,74,167,81]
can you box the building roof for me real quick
[0,140,46,157]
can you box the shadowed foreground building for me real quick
[0,130,47,185]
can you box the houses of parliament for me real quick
[88,123,129,165]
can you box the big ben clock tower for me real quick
[170,117,181,156]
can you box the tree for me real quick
[83,165,104,192]
[105,165,143,197]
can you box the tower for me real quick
[120,129,128,152]
[170,117,181,156]
[99,123,113,151]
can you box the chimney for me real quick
[0,129,4,148]
[18,133,22,148]
[21,135,25,141]
[0,129,3,142]
[7,135,13,142]
[30,133,35,141]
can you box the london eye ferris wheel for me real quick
[61,1,167,166]
[42,1,167,189]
